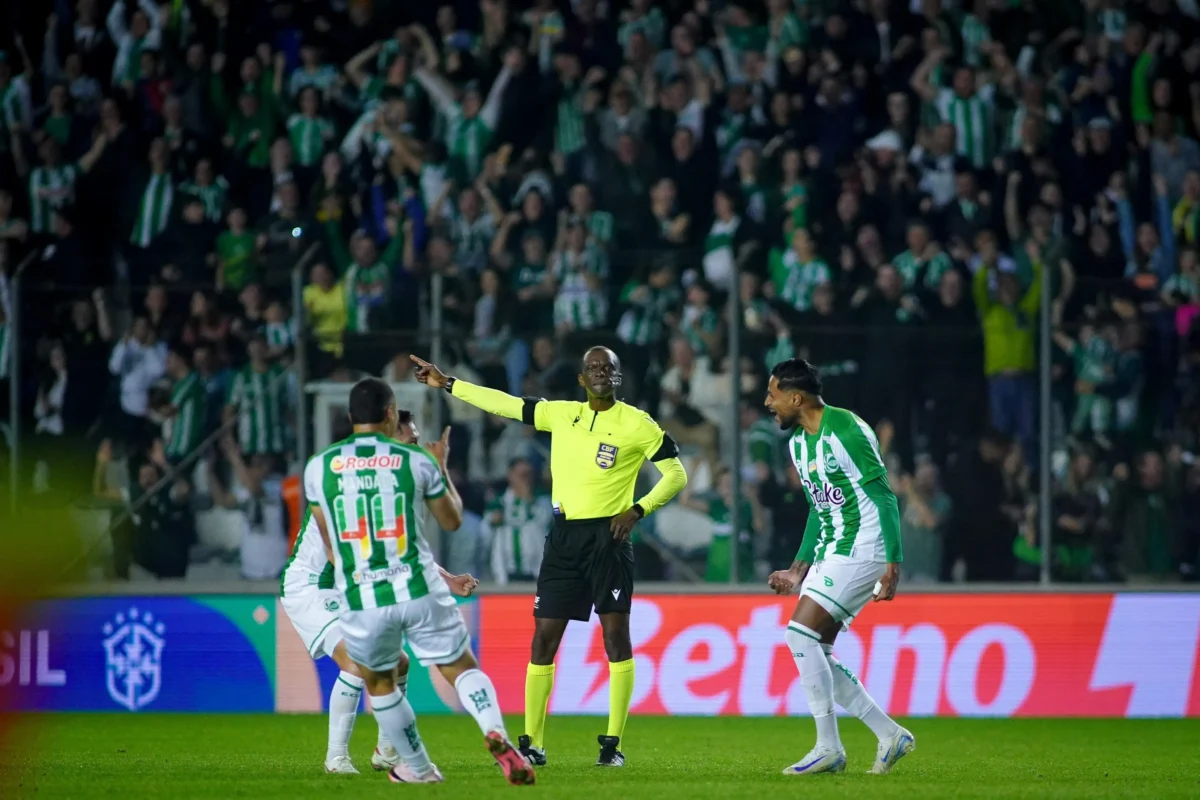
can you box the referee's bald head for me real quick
[579,346,622,399]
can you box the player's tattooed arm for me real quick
[767,558,809,595]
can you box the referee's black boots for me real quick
[596,735,625,767]
[517,735,547,766]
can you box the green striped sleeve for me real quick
[862,476,902,563]
[796,509,818,563]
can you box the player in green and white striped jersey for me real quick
[162,344,207,462]
[282,409,479,774]
[304,378,534,785]
[763,359,912,777]
[225,335,288,456]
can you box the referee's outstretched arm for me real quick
[409,354,688,529]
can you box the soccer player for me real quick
[411,346,688,767]
[762,358,914,775]
[280,409,479,774]
[305,378,533,785]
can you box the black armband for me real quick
[649,431,680,462]
[520,396,543,426]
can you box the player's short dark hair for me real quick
[770,358,823,396]
[348,378,395,425]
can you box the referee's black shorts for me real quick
[534,516,634,622]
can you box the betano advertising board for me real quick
[2,593,1198,717]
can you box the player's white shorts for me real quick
[280,585,345,660]
[800,555,887,629]
[339,588,469,672]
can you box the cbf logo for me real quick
[596,443,618,469]
[102,607,166,712]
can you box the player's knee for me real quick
[530,627,562,665]
[601,626,632,662]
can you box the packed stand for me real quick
[1,0,1198,584]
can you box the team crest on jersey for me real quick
[102,608,165,712]
[823,450,840,473]
[596,443,618,469]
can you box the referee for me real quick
[411,347,687,767]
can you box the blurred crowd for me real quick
[1,0,1199,584]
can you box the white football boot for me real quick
[870,727,915,774]
[323,754,359,774]
[782,746,847,775]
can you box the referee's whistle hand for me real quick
[410,355,448,388]
[610,509,640,542]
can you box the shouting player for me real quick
[763,358,914,775]
[306,378,533,785]
[280,408,480,774]
[412,347,687,767]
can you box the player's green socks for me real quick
[525,663,555,749]
[607,659,635,740]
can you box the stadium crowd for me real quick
[1,0,1198,585]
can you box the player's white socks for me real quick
[371,689,434,776]
[454,668,507,736]
[328,671,363,759]
[376,673,410,753]
[822,644,900,743]
[786,623,841,751]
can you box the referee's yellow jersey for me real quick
[449,381,688,520]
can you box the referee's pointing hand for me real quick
[610,508,640,543]
[410,355,448,389]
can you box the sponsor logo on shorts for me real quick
[611,589,621,600]
[330,454,405,473]
[823,576,834,587]
[323,598,341,612]
[533,596,539,610]
[352,563,412,583]
[596,443,618,469]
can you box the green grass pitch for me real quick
[3,714,1199,799]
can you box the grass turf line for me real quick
[3,714,1198,799]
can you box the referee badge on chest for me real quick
[596,442,619,469]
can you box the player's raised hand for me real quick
[424,426,452,466]
[447,572,479,597]
[410,355,449,388]
[873,563,900,602]
[767,569,800,595]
